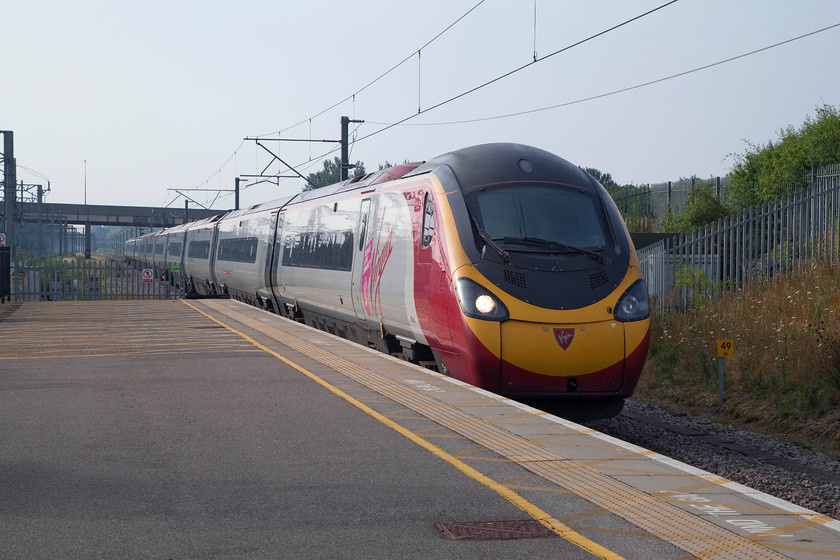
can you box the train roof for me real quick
[404,143,593,192]
[291,162,423,205]
[215,195,298,222]
[182,212,227,231]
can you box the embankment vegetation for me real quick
[630,105,840,458]
[637,261,840,458]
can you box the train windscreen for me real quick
[470,183,611,251]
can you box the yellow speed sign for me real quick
[717,339,734,358]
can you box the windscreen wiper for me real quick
[471,216,510,263]
[502,237,610,266]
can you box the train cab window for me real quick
[472,184,610,250]
[421,193,435,248]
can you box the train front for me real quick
[432,143,650,400]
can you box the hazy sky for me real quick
[4,0,840,211]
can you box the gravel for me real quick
[585,399,840,520]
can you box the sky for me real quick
[4,0,840,212]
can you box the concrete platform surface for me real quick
[1,299,838,560]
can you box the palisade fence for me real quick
[639,164,840,312]
[7,258,183,302]
[1,247,10,302]
[613,176,730,231]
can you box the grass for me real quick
[636,260,840,459]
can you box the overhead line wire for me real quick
[204,0,678,203]
[234,0,679,199]
[255,0,488,138]
[370,21,840,127]
[354,0,680,143]
[204,1,488,206]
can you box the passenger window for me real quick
[422,193,435,248]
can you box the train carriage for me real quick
[182,214,225,296]
[159,222,190,289]
[213,200,286,307]
[134,232,156,269]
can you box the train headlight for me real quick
[614,280,650,322]
[475,294,496,314]
[455,277,509,321]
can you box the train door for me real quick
[208,224,221,295]
[161,235,171,282]
[350,198,371,329]
[177,231,187,292]
[181,230,192,294]
[266,211,284,313]
[417,189,455,350]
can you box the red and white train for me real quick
[126,143,651,415]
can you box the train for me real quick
[125,143,651,416]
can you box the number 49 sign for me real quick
[717,339,734,358]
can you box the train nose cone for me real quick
[499,320,626,394]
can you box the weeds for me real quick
[639,260,840,458]
[823,338,840,392]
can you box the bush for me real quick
[728,104,840,207]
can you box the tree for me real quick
[304,157,366,190]
[728,105,840,207]
[661,178,731,233]
[585,168,619,191]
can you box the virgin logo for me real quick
[362,228,393,317]
[554,328,575,350]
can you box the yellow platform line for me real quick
[191,299,808,560]
[181,299,623,560]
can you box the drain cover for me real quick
[435,520,557,541]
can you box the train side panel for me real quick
[274,186,426,346]
[182,219,219,296]
[214,209,274,303]
[160,224,189,288]
[354,189,423,343]
[273,198,359,325]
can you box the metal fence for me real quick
[7,259,183,302]
[613,176,730,231]
[639,164,840,311]
[1,247,10,302]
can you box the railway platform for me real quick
[1,299,838,560]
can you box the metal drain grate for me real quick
[435,520,557,541]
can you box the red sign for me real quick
[142,269,154,283]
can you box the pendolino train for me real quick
[125,143,651,414]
